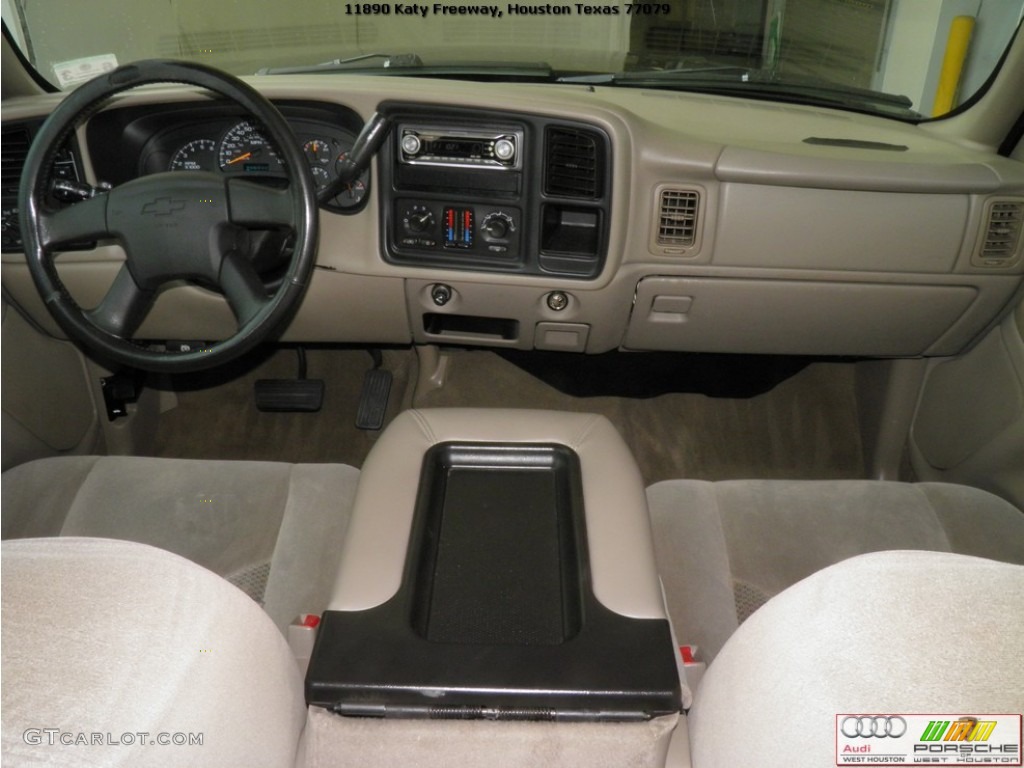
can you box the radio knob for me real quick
[401,133,422,156]
[493,137,515,162]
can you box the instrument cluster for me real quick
[139,110,370,213]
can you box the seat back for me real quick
[1,537,306,767]
[688,550,1024,768]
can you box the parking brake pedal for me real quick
[255,348,324,412]
[355,350,392,431]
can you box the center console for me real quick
[305,408,682,730]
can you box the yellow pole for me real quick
[933,15,976,116]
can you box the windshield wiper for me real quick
[558,67,918,118]
[557,65,753,85]
[258,56,556,80]
[257,53,424,75]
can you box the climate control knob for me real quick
[481,211,514,241]
[402,204,435,234]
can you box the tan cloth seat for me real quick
[647,479,1024,663]
[688,550,1024,768]
[1,537,307,767]
[1,456,360,631]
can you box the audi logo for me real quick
[841,716,908,738]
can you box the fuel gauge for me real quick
[304,139,333,168]
[328,151,369,210]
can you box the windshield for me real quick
[3,0,1022,119]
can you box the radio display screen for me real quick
[424,138,488,159]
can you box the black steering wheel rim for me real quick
[18,59,319,373]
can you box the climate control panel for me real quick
[394,198,521,261]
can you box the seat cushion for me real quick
[1,456,360,631]
[1,537,306,767]
[688,550,1024,768]
[647,479,1024,662]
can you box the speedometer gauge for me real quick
[219,121,282,174]
[168,139,218,171]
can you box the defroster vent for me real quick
[544,127,602,199]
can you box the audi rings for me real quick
[841,716,908,738]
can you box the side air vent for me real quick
[2,126,33,252]
[2,123,80,202]
[974,199,1024,268]
[1,126,32,199]
[654,186,701,253]
[2,122,84,253]
[544,127,601,199]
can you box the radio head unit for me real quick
[398,124,523,170]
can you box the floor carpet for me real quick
[149,346,412,468]
[148,345,864,483]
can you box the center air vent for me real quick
[974,198,1024,268]
[544,127,602,199]
[653,186,701,253]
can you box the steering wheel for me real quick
[18,60,319,373]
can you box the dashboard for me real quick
[2,74,1023,360]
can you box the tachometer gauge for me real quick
[168,139,218,172]
[219,120,282,173]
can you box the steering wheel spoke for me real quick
[39,195,110,248]
[219,251,271,326]
[84,263,156,339]
[227,180,295,228]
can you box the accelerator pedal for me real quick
[255,347,324,412]
[355,350,392,431]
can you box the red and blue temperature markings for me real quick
[444,207,474,248]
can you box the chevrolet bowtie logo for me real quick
[141,197,187,216]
